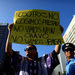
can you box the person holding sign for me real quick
[5,23,63,75]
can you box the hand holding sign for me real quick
[59,25,64,33]
[8,23,14,32]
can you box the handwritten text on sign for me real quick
[9,9,63,45]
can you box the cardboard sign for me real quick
[9,9,63,45]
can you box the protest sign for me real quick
[9,9,63,45]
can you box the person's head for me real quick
[24,45,38,60]
[62,43,75,61]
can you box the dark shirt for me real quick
[66,58,75,75]
[5,50,59,75]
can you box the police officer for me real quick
[62,43,75,75]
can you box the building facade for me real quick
[63,15,75,45]
[0,23,8,62]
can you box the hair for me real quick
[28,45,37,51]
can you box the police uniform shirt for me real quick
[66,58,75,75]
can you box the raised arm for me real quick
[54,45,61,54]
[5,23,14,55]
[54,25,64,54]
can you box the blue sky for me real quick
[0,0,75,57]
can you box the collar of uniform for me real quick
[66,57,75,65]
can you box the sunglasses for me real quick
[24,47,34,51]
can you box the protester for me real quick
[5,23,63,75]
[62,43,75,75]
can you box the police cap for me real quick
[62,43,75,52]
